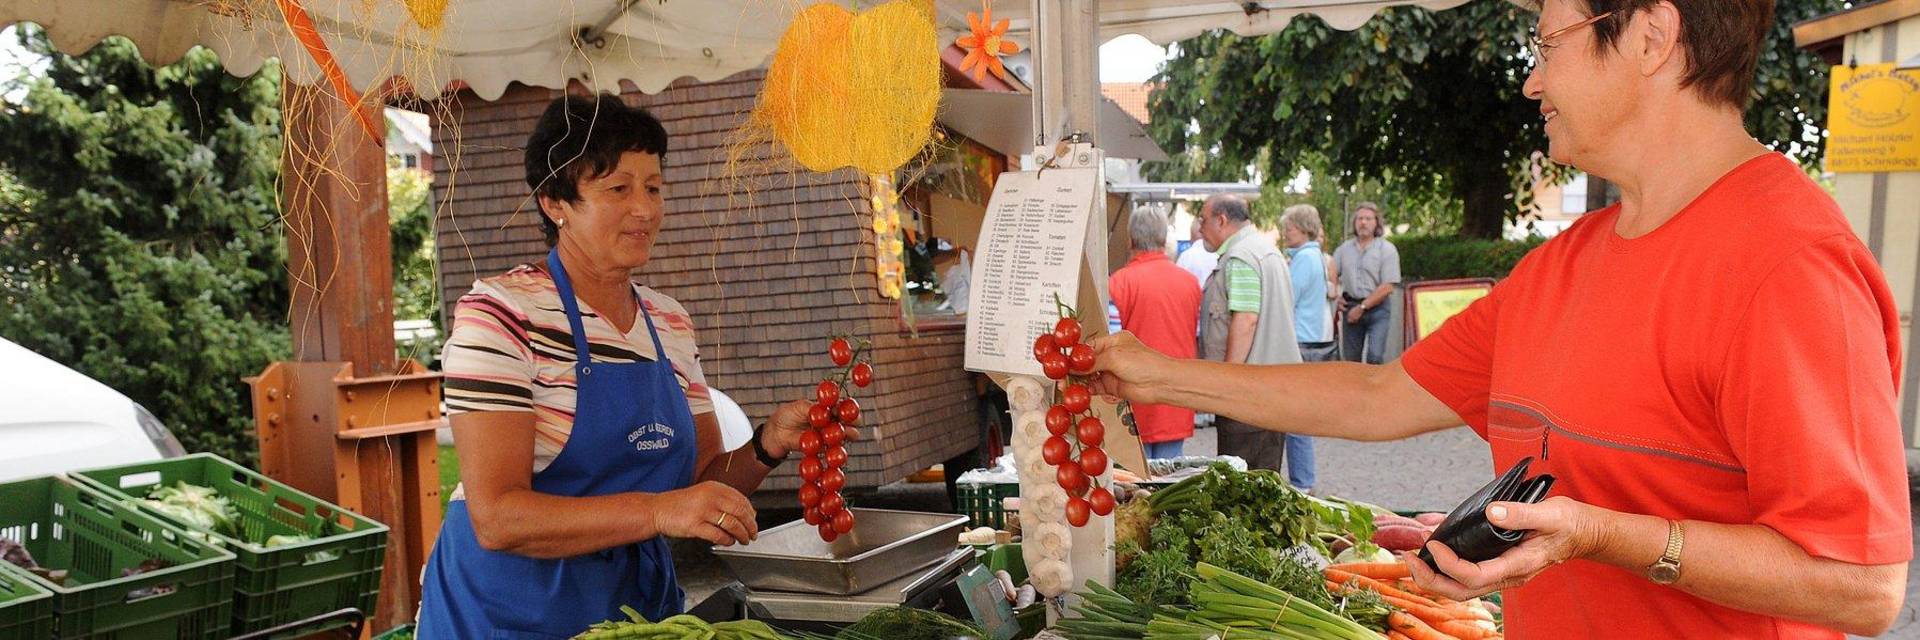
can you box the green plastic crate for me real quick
[70,454,388,636]
[955,481,1019,530]
[0,475,234,639]
[0,567,53,640]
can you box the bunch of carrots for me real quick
[1323,563,1502,640]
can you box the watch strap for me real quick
[750,423,784,468]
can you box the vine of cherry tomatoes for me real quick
[1034,297,1114,527]
[799,336,872,542]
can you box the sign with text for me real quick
[1828,63,1920,173]
[964,167,1100,376]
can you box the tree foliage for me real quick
[1149,0,1847,238]
[0,27,288,463]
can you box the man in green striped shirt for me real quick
[1195,195,1302,477]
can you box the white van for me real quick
[0,337,185,482]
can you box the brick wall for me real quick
[430,73,980,492]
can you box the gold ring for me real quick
[715,513,728,527]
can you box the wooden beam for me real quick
[1795,0,1920,51]
[279,79,418,633]
[283,80,398,379]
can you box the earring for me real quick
[555,218,568,229]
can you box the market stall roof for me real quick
[1,0,1486,101]
[940,88,1166,161]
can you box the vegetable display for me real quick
[799,337,873,542]
[570,607,791,640]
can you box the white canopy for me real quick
[1,0,1482,101]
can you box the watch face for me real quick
[1648,563,1681,584]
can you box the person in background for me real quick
[931,238,971,314]
[1196,194,1300,475]
[1277,204,1332,490]
[1177,214,1220,289]
[1108,208,1202,459]
[1333,202,1401,364]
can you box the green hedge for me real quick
[1394,235,1547,281]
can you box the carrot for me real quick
[1388,611,1460,640]
[1329,562,1412,581]
[1381,593,1475,625]
[1388,633,1415,640]
[1326,569,1441,608]
[1433,618,1500,639]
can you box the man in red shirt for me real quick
[1083,1,1910,637]
[1109,208,1202,459]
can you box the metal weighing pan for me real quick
[711,508,968,595]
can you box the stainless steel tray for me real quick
[711,508,968,595]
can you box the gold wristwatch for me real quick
[1646,520,1684,585]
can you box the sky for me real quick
[1099,34,1170,83]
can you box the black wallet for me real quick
[1416,456,1556,572]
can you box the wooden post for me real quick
[284,81,397,377]
[278,79,426,633]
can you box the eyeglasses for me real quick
[1528,11,1614,64]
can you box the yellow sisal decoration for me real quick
[402,0,448,30]
[752,1,940,175]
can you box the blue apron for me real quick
[417,249,699,639]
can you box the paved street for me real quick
[675,424,1920,638]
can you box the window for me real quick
[895,131,1006,331]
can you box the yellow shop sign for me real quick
[1828,63,1920,173]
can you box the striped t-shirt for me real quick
[1217,232,1263,312]
[442,263,712,478]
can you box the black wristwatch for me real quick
[750,423,784,468]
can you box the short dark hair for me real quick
[1205,194,1251,224]
[524,94,669,244]
[1565,1,1774,109]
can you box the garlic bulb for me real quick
[1006,376,1049,412]
[1028,558,1074,598]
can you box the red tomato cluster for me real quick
[799,337,872,542]
[1034,315,1115,527]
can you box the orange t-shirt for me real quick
[1110,251,1202,444]
[1401,154,1912,639]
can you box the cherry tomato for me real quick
[1088,487,1115,517]
[1068,346,1096,374]
[820,522,839,542]
[825,446,849,469]
[821,468,846,493]
[822,423,845,447]
[832,509,855,534]
[821,491,845,516]
[1075,417,1104,447]
[1052,318,1082,347]
[799,430,822,457]
[1062,384,1091,413]
[829,337,853,366]
[1041,435,1071,466]
[836,398,861,426]
[1046,405,1072,435]
[801,483,824,508]
[1065,496,1091,527]
[816,380,841,406]
[1057,463,1088,494]
[808,403,833,429]
[804,506,826,525]
[1041,354,1069,380]
[850,362,873,388]
[799,457,822,483]
[1033,333,1060,360]
[1079,446,1108,477]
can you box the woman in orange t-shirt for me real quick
[1085,2,1910,637]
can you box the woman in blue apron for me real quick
[418,94,822,639]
